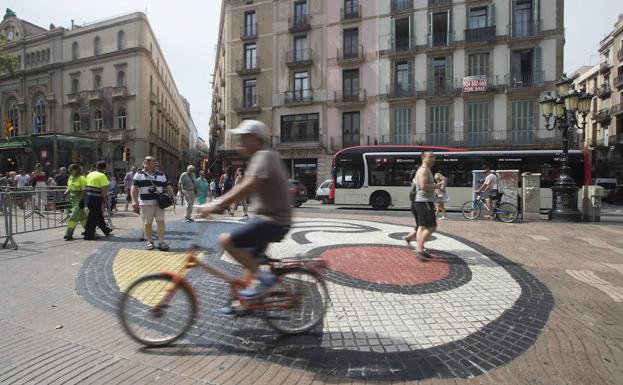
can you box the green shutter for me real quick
[533,0,540,25]
[427,11,433,47]
[408,61,414,88]
[427,56,434,92]
[534,46,542,85]
[510,0,516,37]
[488,3,495,28]
[446,55,453,89]
[409,14,415,49]
[391,18,396,50]
[448,8,453,44]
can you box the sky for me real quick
[6,1,623,141]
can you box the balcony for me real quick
[380,134,422,145]
[509,20,542,40]
[112,85,128,98]
[391,0,413,13]
[609,134,623,146]
[506,71,545,89]
[600,61,613,74]
[341,5,361,21]
[66,93,79,104]
[233,96,262,114]
[595,108,611,124]
[337,45,364,64]
[614,75,623,89]
[427,31,455,48]
[240,23,257,41]
[276,131,321,147]
[425,80,459,97]
[612,103,623,116]
[618,48,623,61]
[334,89,366,107]
[386,83,416,100]
[597,84,612,99]
[286,49,313,67]
[464,25,496,43]
[289,15,310,33]
[428,0,451,8]
[150,92,157,105]
[284,89,313,105]
[389,37,417,55]
[236,58,261,75]
[89,90,101,101]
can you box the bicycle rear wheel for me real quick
[264,267,329,335]
[496,202,519,223]
[118,273,196,346]
[461,201,481,220]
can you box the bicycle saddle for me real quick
[257,254,281,265]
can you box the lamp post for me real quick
[540,73,593,222]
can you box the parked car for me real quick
[288,179,308,207]
[315,179,333,204]
[605,186,623,205]
[594,178,618,199]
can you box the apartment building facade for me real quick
[209,0,564,195]
[0,10,192,181]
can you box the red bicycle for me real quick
[118,238,329,346]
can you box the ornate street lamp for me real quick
[540,73,593,222]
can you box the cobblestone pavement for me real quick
[0,207,622,384]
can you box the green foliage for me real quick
[0,34,17,75]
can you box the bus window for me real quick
[367,156,416,186]
[335,165,363,189]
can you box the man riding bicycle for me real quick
[476,167,499,220]
[198,120,291,314]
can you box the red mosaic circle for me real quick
[319,246,449,285]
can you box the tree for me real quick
[0,34,17,76]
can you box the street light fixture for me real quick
[539,73,594,222]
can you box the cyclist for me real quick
[476,166,499,220]
[198,120,291,313]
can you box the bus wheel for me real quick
[370,192,390,210]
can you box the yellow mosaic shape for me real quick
[113,248,202,306]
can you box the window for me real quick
[244,43,257,69]
[335,163,363,189]
[25,53,30,67]
[94,74,101,90]
[117,71,125,87]
[342,69,359,99]
[394,61,412,95]
[244,11,256,37]
[428,11,451,46]
[243,79,257,108]
[342,112,360,147]
[94,36,101,55]
[468,53,489,76]
[94,110,103,130]
[294,1,308,21]
[281,113,319,143]
[393,107,411,144]
[46,48,50,63]
[433,57,447,89]
[344,0,359,19]
[392,17,413,51]
[511,48,542,86]
[36,51,40,64]
[513,0,534,38]
[6,98,19,137]
[511,101,534,144]
[343,28,359,58]
[293,71,310,100]
[72,112,81,133]
[294,36,308,62]
[117,30,125,50]
[117,107,127,129]
[33,94,47,133]
[467,102,490,146]
[428,105,449,145]
[468,7,487,29]
[367,156,416,187]
[71,78,79,93]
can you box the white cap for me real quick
[230,120,268,142]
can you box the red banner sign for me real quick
[463,76,488,92]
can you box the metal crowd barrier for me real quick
[1,187,71,250]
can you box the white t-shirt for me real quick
[15,174,30,187]
[209,181,216,191]
[484,173,498,190]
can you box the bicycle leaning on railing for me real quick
[118,224,330,347]
[460,192,519,223]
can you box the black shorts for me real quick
[413,201,437,228]
[230,218,290,257]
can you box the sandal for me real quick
[146,242,154,251]
[158,242,170,252]
[415,250,431,262]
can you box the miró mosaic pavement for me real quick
[77,218,553,381]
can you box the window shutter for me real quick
[447,8,453,44]
[446,55,453,88]
[427,56,434,92]
[391,18,396,50]
[427,12,433,47]
[488,3,495,28]
[408,61,414,88]
[510,0,516,37]
[409,14,415,49]
[534,46,542,85]
[533,0,540,25]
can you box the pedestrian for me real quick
[476,166,499,221]
[232,168,249,218]
[412,151,441,261]
[403,170,419,248]
[31,163,47,210]
[434,172,448,220]
[7,171,17,187]
[124,166,137,211]
[222,166,234,215]
[15,169,30,188]
[209,178,217,200]
[84,161,113,240]
[178,165,197,222]
[131,156,173,251]
[108,175,118,212]
[195,170,209,204]
[55,167,69,187]
[63,164,87,241]
[47,171,57,187]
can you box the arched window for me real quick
[25,53,30,67]
[94,74,101,90]
[94,110,103,130]
[72,42,79,60]
[46,48,50,63]
[116,71,125,87]
[72,112,81,133]
[33,94,47,133]
[117,107,127,129]
[94,36,101,55]
[6,98,19,137]
[117,30,125,50]
[35,51,41,64]
[71,78,79,93]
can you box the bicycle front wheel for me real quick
[118,273,197,346]
[461,201,481,220]
[264,268,329,335]
[496,202,519,223]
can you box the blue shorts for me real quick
[230,218,290,257]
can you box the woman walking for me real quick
[195,170,209,204]
[434,172,448,220]
[63,164,87,241]
[403,170,419,247]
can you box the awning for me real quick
[0,140,29,150]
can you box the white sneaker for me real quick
[440,216,448,220]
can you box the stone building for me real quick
[0,9,193,181]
